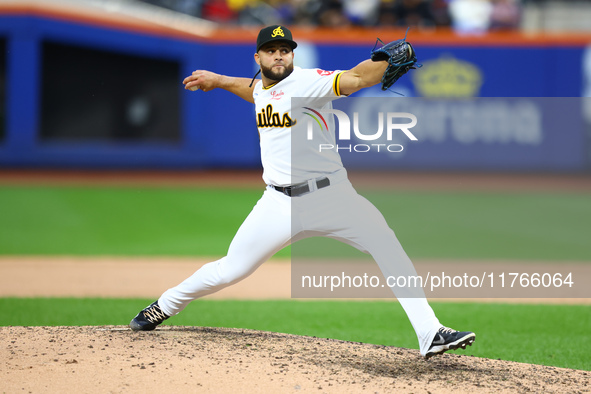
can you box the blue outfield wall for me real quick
[0,15,589,171]
[324,97,588,172]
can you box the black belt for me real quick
[271,177,330,197]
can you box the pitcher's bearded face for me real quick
[257,43,294,82]
[261,62,294,81]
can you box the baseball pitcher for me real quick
[130,25,475,359]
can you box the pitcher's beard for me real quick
[260,63,294,82]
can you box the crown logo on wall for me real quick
[412,55,483,97]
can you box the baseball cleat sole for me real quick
[424,333,476,360]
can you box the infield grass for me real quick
[1,186,590,260]
[0,298,589,371]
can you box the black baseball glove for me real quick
[370,34,421,91]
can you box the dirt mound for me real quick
[2,326,588,393]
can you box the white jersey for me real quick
[253,66,346,186]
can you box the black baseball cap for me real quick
[256,25,298,52]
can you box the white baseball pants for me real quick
[158,171,441,355]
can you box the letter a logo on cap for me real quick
[272,27,285,38]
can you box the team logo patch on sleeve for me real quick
[317,69,335,76]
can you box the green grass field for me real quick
[1,186,590,371]
[1,186,590,260]
[1,298,589,371]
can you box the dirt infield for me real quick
[1,257,590,393]
[1,256,590,302]
[2,325,589,394]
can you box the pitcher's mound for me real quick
[2,326,587,393]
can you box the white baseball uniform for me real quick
[158,66,442,356]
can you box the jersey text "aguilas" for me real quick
[256,104,296,128]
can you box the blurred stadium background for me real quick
[0,0,590,171]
